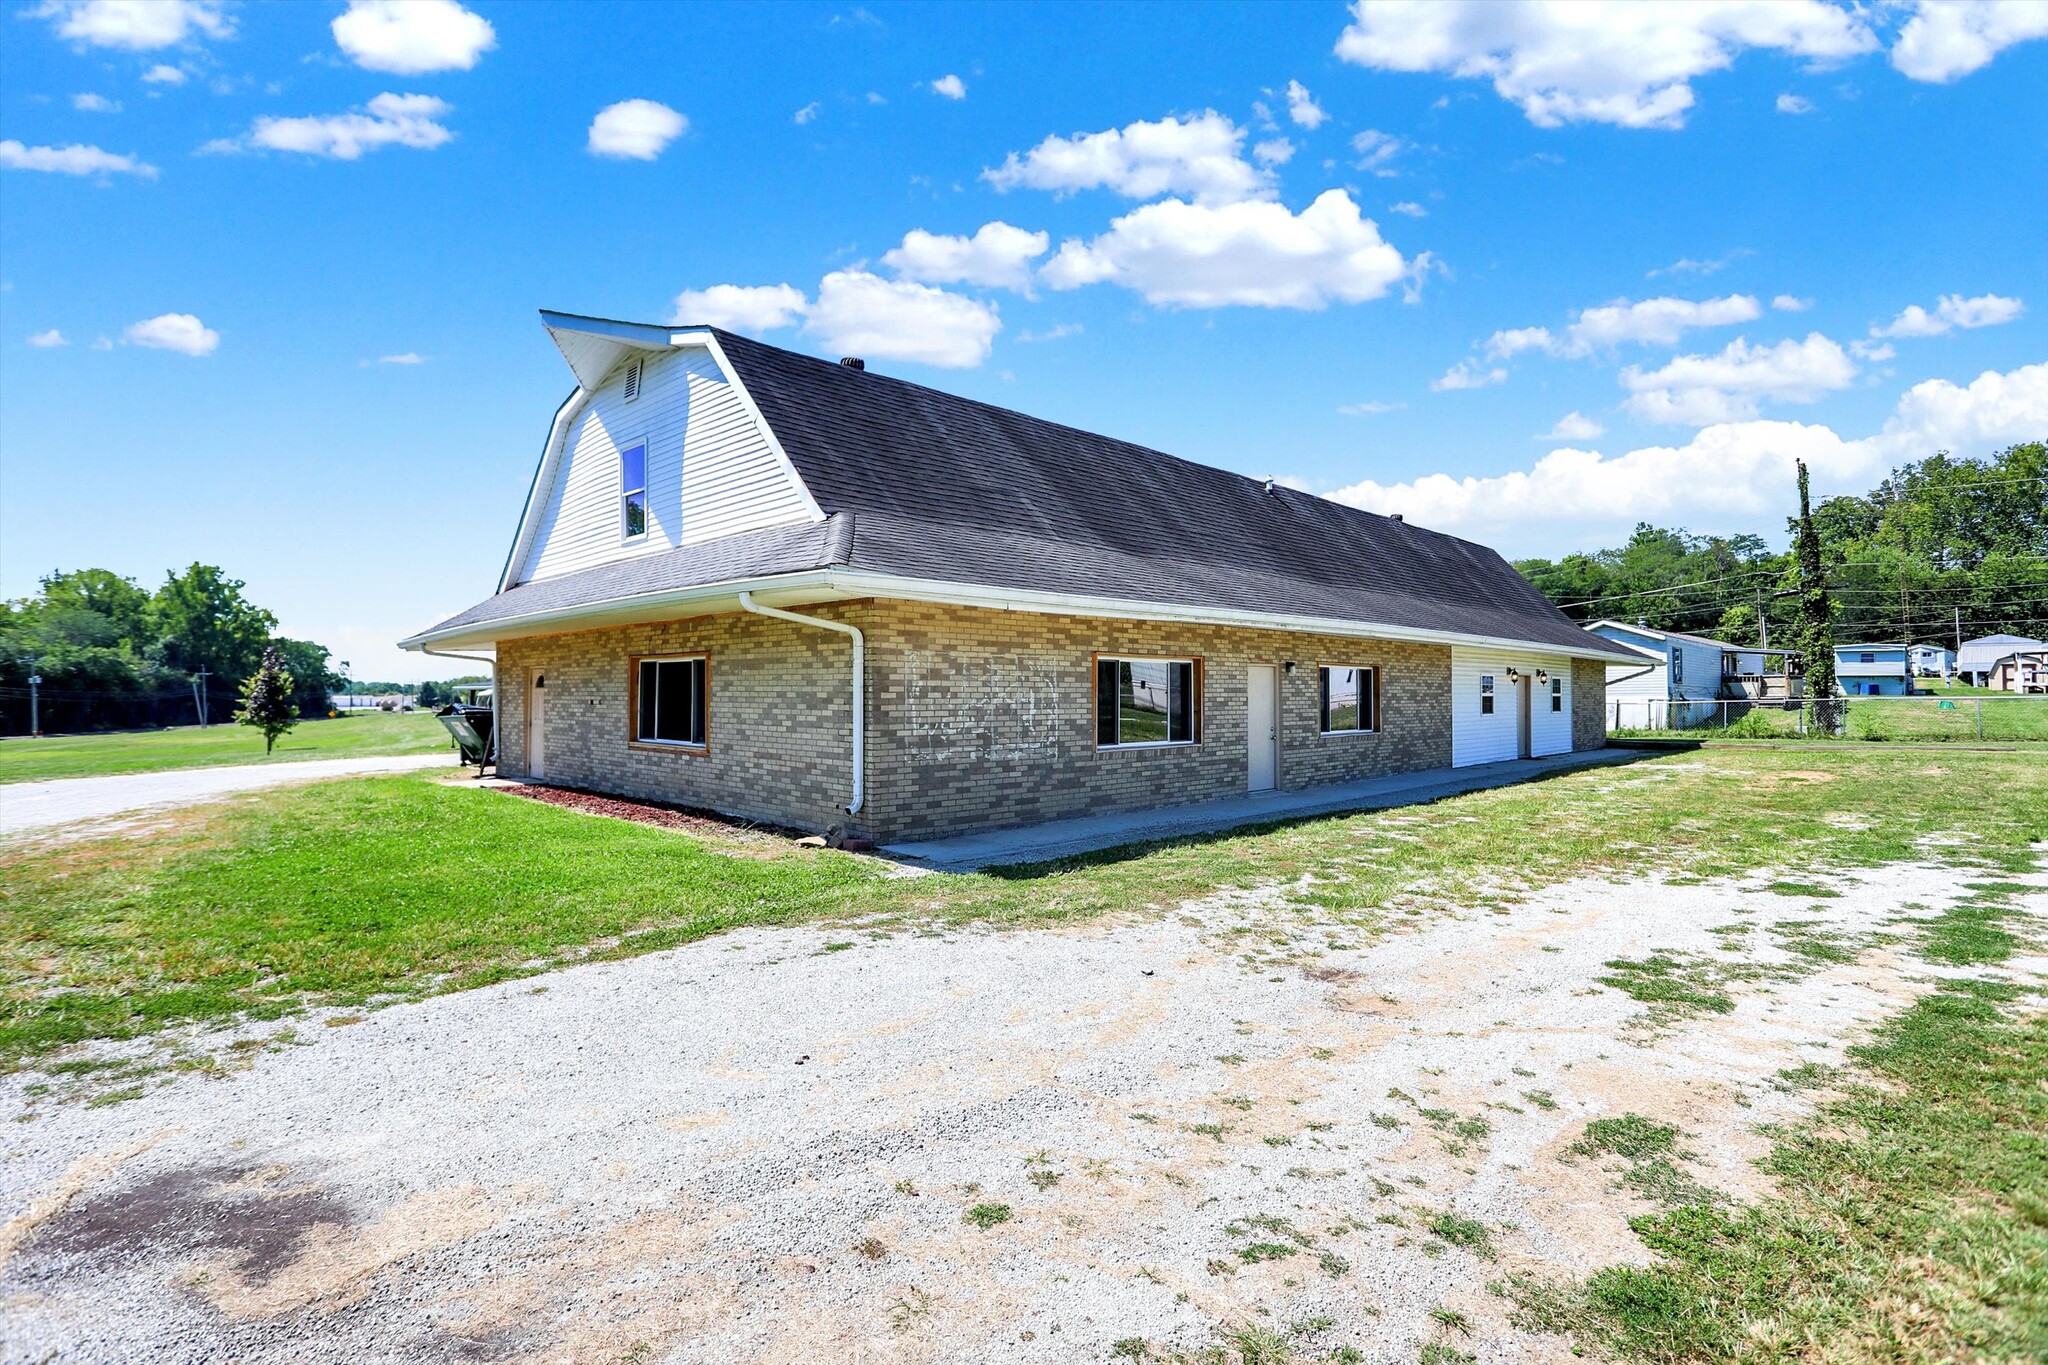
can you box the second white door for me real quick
[1246,665,1278,792]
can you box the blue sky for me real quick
[3,0,2044,679]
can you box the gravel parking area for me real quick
[2,857,2036,1364]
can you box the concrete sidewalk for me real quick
[882,748,1638,872]
[0,753,459,837]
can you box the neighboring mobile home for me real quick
[1908,643,1954,677]
[1583,619,1794,727]
[400,312,1639,844]
[1834,642,1912,696]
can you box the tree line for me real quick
[1516,442,2047,654]
[0,565,342,736]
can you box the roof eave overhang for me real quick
[402,569,1645,664]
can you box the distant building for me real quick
[1908,644,1954,677]
[1583,619,1797,727]
[1834,642,1911,696]
[1955,633,2046,689]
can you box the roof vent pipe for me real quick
[840,356,866,370]
[1264,478,1275,494]
[1389,513,1403,522]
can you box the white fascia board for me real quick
[411,568,1644,663]
[399,570,849,652]
[1585,619,1667,644]
[497,385,593,593]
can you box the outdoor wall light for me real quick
[1504,667,1520,680]
[1535,669,1549,682]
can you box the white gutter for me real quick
[737,591,864,816]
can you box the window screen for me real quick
[636,657,705,746]
[1096,658,1195,746]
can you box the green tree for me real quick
[150,564,277,684]
[1791,460,1840,730]
[267,637,341,718]
[235,646,297,753]
[38,568,153,647]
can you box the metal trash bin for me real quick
[436,704,495,772]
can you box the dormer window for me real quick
[620,441,647,539]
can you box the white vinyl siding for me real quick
[1450,647,1572,767]
[520,347,817,584]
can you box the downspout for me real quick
[737,592,864,816]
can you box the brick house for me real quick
[400,312,1640,843]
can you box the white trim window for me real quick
[1096,656,1195,747]
[1479,673,1495,715]
[1671,649,1684,685]
[637,656,705,747]
[1319,665,1376,734]
[1550,676,1564,712]
[620,440,648,540]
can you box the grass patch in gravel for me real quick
[1512,978,2048,1363]
[4,748,2045,1066]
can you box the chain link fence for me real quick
[1607,695,2048,742]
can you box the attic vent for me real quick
[623,358,643,401]
[840,356,866,371]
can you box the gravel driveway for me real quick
[2,858,2034,1363]
[0,754,458,836]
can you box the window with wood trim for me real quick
[635,656,705,747]
[1095,657,1196,747]
[1318,665,1377,734]
[620,441,648,539]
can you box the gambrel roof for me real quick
[402,314,1641,663]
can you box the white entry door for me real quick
[1246,664,1278,792]
[528,672,548,780]
[1516,673,1533,759]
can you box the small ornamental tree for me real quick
[236,645,298,753]
[1791,460,1842,733]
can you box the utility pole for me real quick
[340,660,353,713]
[1756,587,1768,649]
[27,672,41,737]
[193,667,211,727]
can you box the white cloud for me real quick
[123,312,217,355]
[1622,332,1857,424]
[930,73,966,99]
[1540,411,1604,440]
[1775,92,1813,113]
[882,221,1050,292]
[803,270,999,369]
[331,0,495,75]
[378,352,424,365]
[1016,323,1082,343]
[1350,128,1405,174]
[1334,0,1876,130]
[984,111,1270,205]
[0,139,156,177]
[1850,339,1896,361]
[72,92,120,112]
[33,0,230,50]
[1482,294,1760,362]
[141,63,186,85]
[1388,200,1427,217]
[1432,358,1507,391]
[669,283,809,333]
[1890,0,2048,83]
[1482,325,1554,360]
[1285,79,1328,129]
[1771,294,1812,312]
[794,101,820,125]
[1326,360,2048,550]
[217,93,454,160]
[1339,399,1405,415]
[1040,188,1414,310]
[27,329,67,348]
[1874,292,2025,337]
[1647,248,1751,278]
[1253,137,1296,166]
[588,99,687,160]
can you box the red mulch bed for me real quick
[500,783,799,838]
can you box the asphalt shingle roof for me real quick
[417,328,1639,661]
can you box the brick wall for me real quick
[1572,657,1608,751]
[494,600,1599,842]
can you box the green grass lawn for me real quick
[0,710,457,784]
[4,746,2043,1065]
[1613,696,2048,743]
